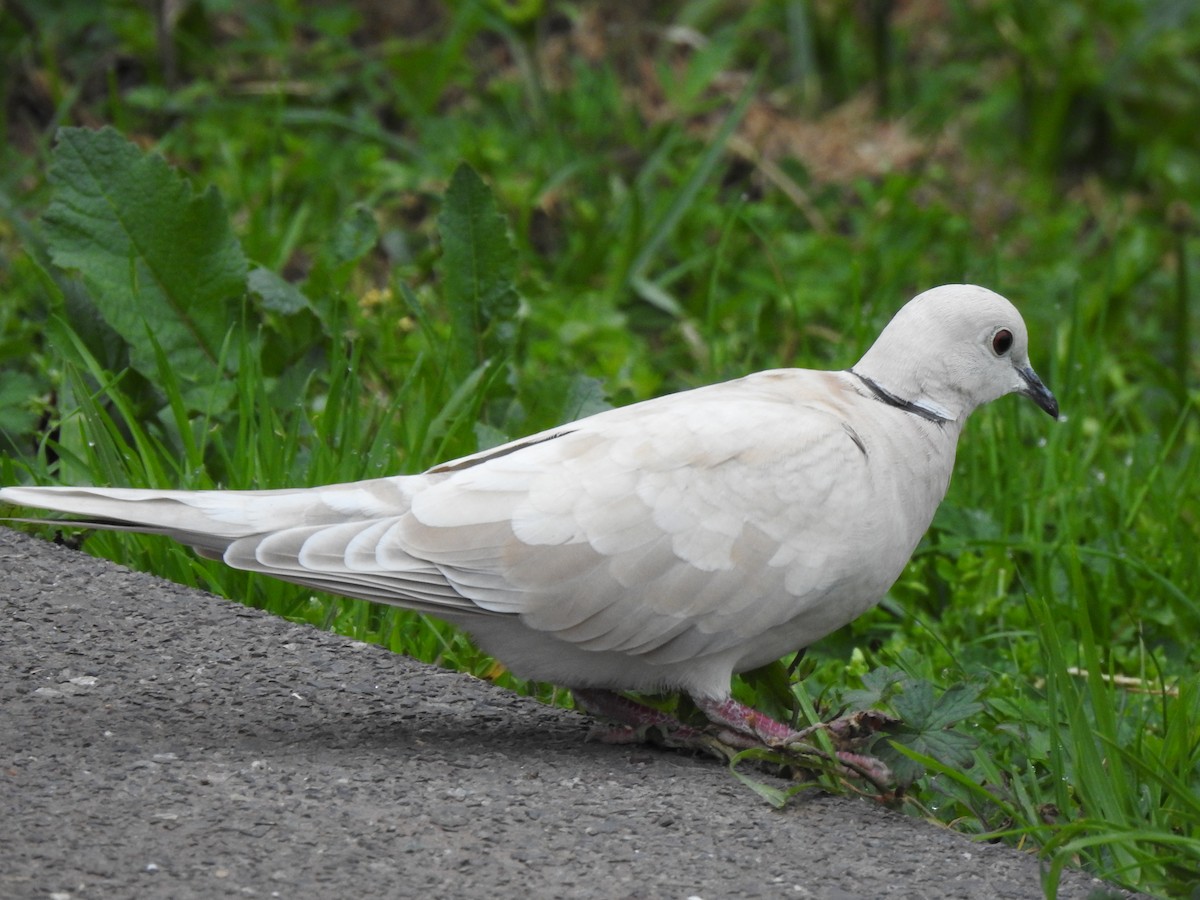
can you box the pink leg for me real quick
[574,689,897,787]
[572,689,707,746]
[692,696,800,746]
[572,690,794,752]
[697,697,899,788]
[572,689,682,729]
[576,686,700,734]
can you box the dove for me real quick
[0,283,1057,750]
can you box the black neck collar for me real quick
[848,369,951,425]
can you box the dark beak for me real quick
[1019,367,1059,419]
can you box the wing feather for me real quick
[381,377,883,661]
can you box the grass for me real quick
[1,2,1198,896]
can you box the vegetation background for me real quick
[1,1,1197,896]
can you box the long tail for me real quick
[1,480,501,618]
[0,480,416,559]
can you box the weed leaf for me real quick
[881,681,984,786]
[558,375,611,423]
[330,203,379,268]
[248,267,312,315]
[42,127,247,408]
[842,665,909,709]
[438,163,518,375]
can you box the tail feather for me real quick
[0,480,419,543]
[0,480,417,562]
[0,480,500,619]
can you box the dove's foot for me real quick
[573,689,710,748]
[574,689,899,789]
[573,690,807,756]
[692,696,799,746]
[695,696,901,790]
[696,697,899,749]
[574,689,866,747]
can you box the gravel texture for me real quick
[1,527,1136,899]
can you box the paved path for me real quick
[1,528,1135,899]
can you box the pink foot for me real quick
[692,696,800,746]
[574,690,899,789]
[573,690,805,754]
[572,689,707,747]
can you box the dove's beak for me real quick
[1019,367,1059,419]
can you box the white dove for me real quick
[0,283,1057,750]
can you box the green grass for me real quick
[2,2,1199,896]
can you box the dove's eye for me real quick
[992,329,1013,356]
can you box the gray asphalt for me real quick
[1,527,1136,899]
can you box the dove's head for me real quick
[852,284,1059,423]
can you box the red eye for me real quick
[992,329,1013,355]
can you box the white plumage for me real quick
[0,283,1058,745]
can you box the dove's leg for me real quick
[697,697,900,787]
[691,696,797,746]
[577,690,896,786]
[573,689,782,751]
[572,689,707,745]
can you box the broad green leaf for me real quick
[248,266,312,315]
[892,679,938,727]
[329,203,379,268]
[42,126,247,409]
[892,681,984,732]
[558,375,611,422]
[878,681,984,785]
[437,163,519,375]
[841,665,909,709]
[921,683,985,732]
[907,726,979,767]
[0,371,40,440]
